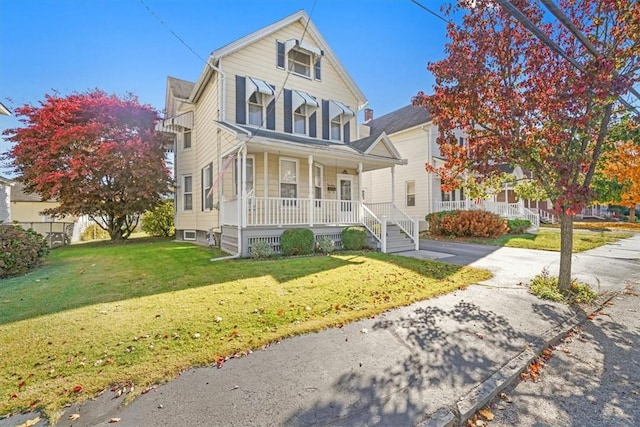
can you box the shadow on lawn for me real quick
[0,241,470,325]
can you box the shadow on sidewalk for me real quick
[284,299,542,426]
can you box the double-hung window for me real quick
[182,175,193,211]
[280,158,298,207]
[245,77,274,127]
[294,105,307,134]
[277,40,322,81]
[248,92,263,126]
[288,49,311,77]
[183,131,192,149]
[326,100,355,142]
[330,116,341,141]
[202,164,213,210]
[291,90,318,136]
[406,181,416,207]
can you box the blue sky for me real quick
[0,0,453,176]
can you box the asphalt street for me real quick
[490,284,640,426]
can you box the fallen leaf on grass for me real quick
[72,385,83,393]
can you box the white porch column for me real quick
[358,162,363,222]
[391,165,396,207]
[381,215,387,253]
[241,146,247,228]
[308,155,314,227]
[264,152,269,225]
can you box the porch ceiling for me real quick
[246,139,403,172]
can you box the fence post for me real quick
[413,216,420,250]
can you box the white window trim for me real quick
[293,104,308,135]
[183,230,197,241]
[279,157,299,202]
[406,180,416,207]
[247,92,265,127]
[313,163,323,204]
[330,115,342,141]
[287,48,312,79]
[233,155,255,198]
[182,131,192,150]
[182,175,193,212]
[202,164,213,211]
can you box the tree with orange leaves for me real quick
[414,0,640,291]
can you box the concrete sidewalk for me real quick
[3,235,639,427]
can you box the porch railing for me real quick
[243,197,361,227]
[434,200,540,229]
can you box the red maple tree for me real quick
[415,0,640,290]
[3,90,172,240]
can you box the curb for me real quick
[416,293,616,427]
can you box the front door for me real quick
[337,174,354,223]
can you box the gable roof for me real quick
[9,180,47,202]
[190,10,367,106]
[367,104,432,136]
[168,76,195,100]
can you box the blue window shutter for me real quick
[314,57,321,80]
[343,121,350,143]
[321,100,329,140]
[277,41,285,68]
[266,84,276,130]
[235,75,246,124]
[284,89,292,133]
[309,111,317,137]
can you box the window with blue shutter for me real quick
[283,89,292,133]
[277,41,285,69]
[343,121,350,143]
[321,100,329,140]
[235,75,246,124]
[309,112,317,138]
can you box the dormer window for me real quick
[277,40,323,80]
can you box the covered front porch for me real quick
[218,140,418,256]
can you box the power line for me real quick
[409,0,450,24]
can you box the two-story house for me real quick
[361,106,540,231]
[159,11,420,256]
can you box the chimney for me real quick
[364,108,374,123]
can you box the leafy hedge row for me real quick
[427,210,508,237]
[0,225,49,279]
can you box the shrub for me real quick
[0,225,49,278]
[250,240,273,260]
[429,210,508,238]
[81,223,110,241]
[141,199,175,237]
[507,219,532,234]
[280,228,314,256]
[315,236,335,254]
[426,210,456,233]
[530,269,598,304]
[342,227,366,250]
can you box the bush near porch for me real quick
[427,210,508,238]
[0,237,491,419]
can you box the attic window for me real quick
[277,40,323,80]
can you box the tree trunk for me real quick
[558,211,574,292]
[629,205,636,223]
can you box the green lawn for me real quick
[468,228,633,251]
[0,237,490,419]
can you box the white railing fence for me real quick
[434,200,540,229]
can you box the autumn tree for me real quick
[415,0,640,291]
[3,90,172,240]
[596,116,640,221]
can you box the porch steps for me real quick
[385,224,415,253]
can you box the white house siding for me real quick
[221,22,359,141]
[363,125,434,230]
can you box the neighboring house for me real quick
[10,180,62,222]
[361,105,540,230]
[0,176,12,223]
[158,10,417,256]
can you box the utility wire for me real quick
[409,0,450,24]
[538,0,640,102]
